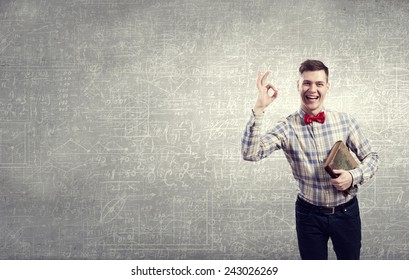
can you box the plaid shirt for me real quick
[241,108,379,207]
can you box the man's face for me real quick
[297,70,329,115]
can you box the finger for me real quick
[332,183,344,191]
[338,184,348,191]
[270,84,278,93]
[256,71,261,88]
[271,85,279,97]
[331,177,344,185]
[271,90,278,99]
[260,71,270,86]
[332,169,343,175]
[336,186,345,191]
[266,84,279,98]
[332,176,348,188]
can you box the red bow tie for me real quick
[304,111,326,124]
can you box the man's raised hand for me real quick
[253,71,278,114]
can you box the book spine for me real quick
[324,166,338,178]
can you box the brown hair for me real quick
[299,59,329,80]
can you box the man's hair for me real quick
[299,59,329,80]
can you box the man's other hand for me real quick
[330,169,353,191]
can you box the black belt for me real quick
[296,196,357,215]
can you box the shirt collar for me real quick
[298,107,326,120]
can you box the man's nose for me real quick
[309,84,317,92]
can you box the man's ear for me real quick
[296,79,300,91]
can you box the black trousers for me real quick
[295,196,361,260]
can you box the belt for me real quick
[296,196,357,215]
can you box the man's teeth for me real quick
[306,96,319,100]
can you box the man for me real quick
[241,60,379,260]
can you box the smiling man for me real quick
[242,59,379,260]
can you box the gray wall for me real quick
[0,0,408,259]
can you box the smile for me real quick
[306,96,319,100]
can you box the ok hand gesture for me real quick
[253,71,278,114]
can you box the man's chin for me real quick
[302,105,322,115]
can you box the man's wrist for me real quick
[252,107,265,116]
